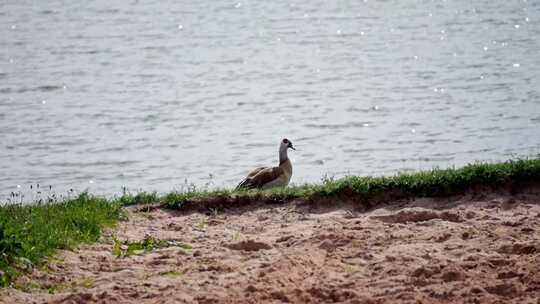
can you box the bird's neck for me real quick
[279,147,288,165]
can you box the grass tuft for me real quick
[114,192,158,206]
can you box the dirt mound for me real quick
[497,243,537,255]
[225,240,272,251]
[2,191,540,303]
[373,209,462,223]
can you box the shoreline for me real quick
[1,158,539,302]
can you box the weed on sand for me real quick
[112,234,192,258]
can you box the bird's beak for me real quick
[289,144,296,150]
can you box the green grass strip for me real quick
[159,158,540,210]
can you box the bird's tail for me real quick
[235,178,252,191]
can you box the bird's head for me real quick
[281,138,295,151]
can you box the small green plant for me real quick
[112,239,122,258]
[112,235,191,258]
[232,231,242,241]
[160,270,184,277]
[343,264,356,274]
[178,242,192,251]
[209,207,219,217]
[196,218,208,230]
[78,277,94,288]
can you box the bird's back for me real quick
[235,166,267,190]
[236,160,291,190]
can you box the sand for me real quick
[1,188,540,304]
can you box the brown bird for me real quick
[236,138,295,190]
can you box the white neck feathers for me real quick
[279,144,288,164]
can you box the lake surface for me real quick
[1,0,540,201]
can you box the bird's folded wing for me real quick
[248,166,284,188]
[247,166,267,178]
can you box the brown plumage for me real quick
[236,139,295,190]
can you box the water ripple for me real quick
[305,122,372,129]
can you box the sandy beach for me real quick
[2,187,539,304]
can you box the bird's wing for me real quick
[245,166,284,188]
[236,167,270,190]
[236,166,267,190]
[246,167,267,178]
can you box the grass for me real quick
[1,157,539,287]
[115,191,158,206]
[0,193,122,287]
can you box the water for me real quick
[1,0,540,200]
